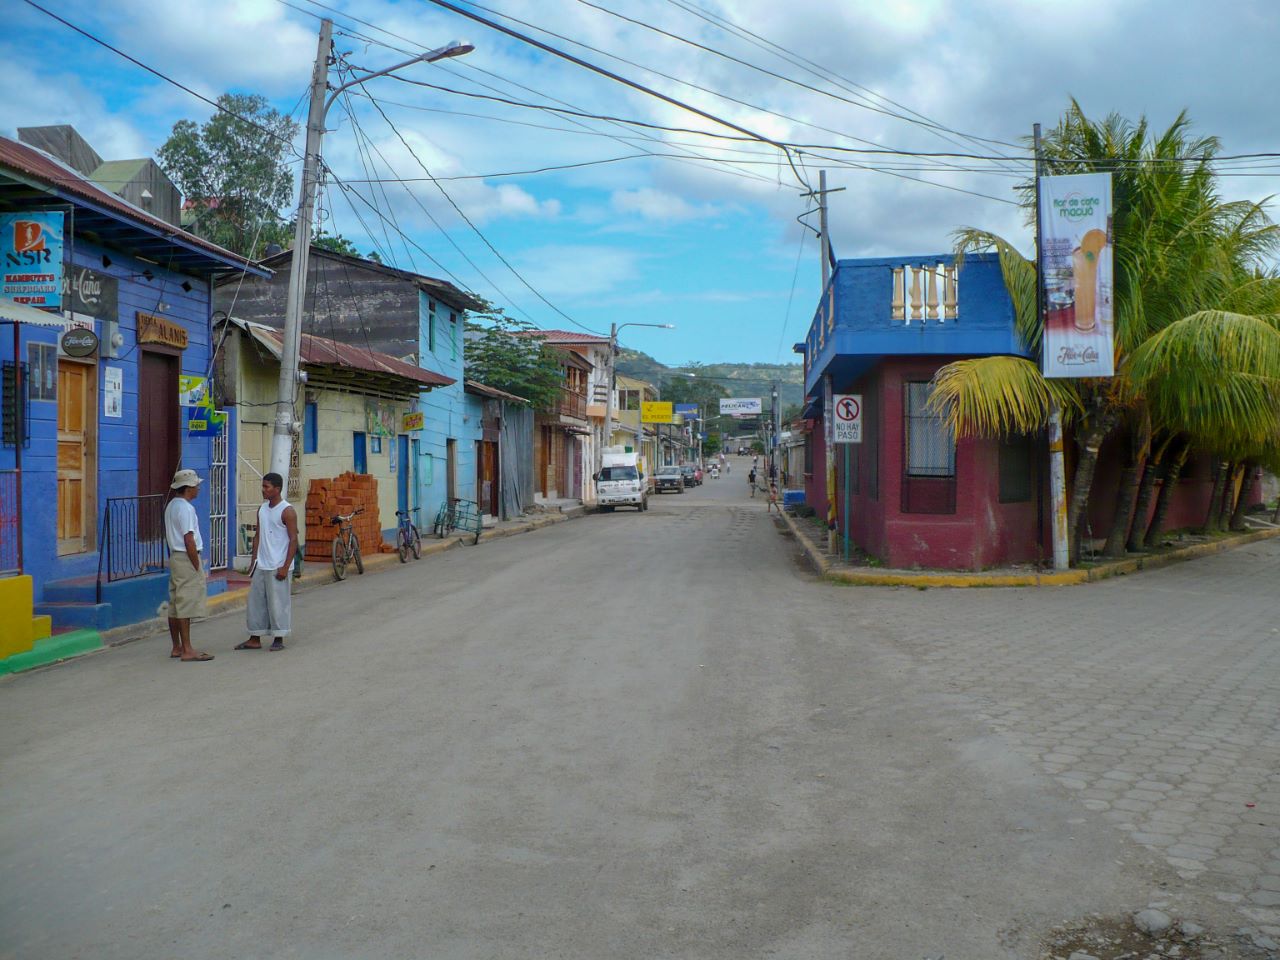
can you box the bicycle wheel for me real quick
[434,507,447,538]
[398,528,409,563]
[352,537,364,575]
[332,536,347,581]
[410,524,422,559]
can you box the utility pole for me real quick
[1035,123,1070,571]
[268,24,473,481]
[269,18,332,481]
[600,321,617,475]
[802,170,844,551]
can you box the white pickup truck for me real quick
[595,450,649,512]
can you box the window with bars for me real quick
[904,382,954,477]
[902,381,955,514]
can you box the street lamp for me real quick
[599,321,674,477]
[269,22,474,478]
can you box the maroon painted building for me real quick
[798,253,1224,570]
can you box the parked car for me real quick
[678,464,700,487]
[655,466,685,494]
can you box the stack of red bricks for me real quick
[302,473,382,561]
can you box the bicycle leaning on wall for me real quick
[331,508,365,581]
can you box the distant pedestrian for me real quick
[164,469,212,662]
[748,466,757,496]
[767,481,782,514]
[237,472,298,652]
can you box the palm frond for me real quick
[928,356,1081,439]
[952,228,1040,352]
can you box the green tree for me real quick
[157,93,299,259]
[929,102,1280,562]
[464,307,564,412]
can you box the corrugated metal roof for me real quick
[464,379,529,404]
[522,329,611,344]
[0,136,263,276]
[227,317,455,389]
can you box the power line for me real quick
[660,0,1022,155]
[419,0,813,191]
[22,0,303,160]
[441,0,992,183]
[358,86,607,335]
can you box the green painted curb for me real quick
[0,630,104,676]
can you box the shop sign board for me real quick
[1,211,64,309]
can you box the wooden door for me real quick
[538,426,550,498]
[138,350,179,498]
[57,361,96,555]
[481,440,499,516]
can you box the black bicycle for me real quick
[396,507,422,563]
[331,508,364,581]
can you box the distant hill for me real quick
[616,349,806,412]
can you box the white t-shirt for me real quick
[164,497,203,553]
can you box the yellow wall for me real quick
[0,575,38,658]
[232,330,410,551]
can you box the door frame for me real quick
[56,357,98,556]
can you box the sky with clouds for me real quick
[5,0,1280,366]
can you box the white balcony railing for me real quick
[892,264,958,323]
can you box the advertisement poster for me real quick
[1,211,64,309]
[641,401,673,424]
[674,403,699,423]
[719,397,762,416]
[1040,173,1115,378]
[104,366,123,418]
[366,401,396,437]
[178,375,208,407]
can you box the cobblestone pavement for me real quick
[848,536,1280,941]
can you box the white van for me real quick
[596,450,649,512]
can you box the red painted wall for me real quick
[827,359,1045,571]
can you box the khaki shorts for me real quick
[168,555,208,620]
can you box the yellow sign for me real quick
[641,401,673,424]
[401,411,425,431]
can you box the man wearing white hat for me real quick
[164,468,213,662]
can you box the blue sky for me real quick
[6,1,1280,366]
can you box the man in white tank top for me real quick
[237,472,298,651]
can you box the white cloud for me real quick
[610,187,720,222]
[511,245,639,298]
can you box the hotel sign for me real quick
[137,311,188,349]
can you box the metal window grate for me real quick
[0,469,19,575]
[902,382,956,514]
[2,362,31,449]
[904,383,955,477]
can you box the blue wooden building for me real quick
[0,134,263,643]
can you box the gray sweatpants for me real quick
[246,566,292,637]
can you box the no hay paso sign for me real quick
[832,394,862,443]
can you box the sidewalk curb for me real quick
[779,510,1280,588]
[73,508,593,654]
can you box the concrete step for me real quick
[0,630,103,676]
[34,601,113,632]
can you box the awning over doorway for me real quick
[0,297,64,327]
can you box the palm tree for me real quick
[929,102,1280,563]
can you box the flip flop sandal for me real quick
[269,641,285,652]
[181,653,215,662]
[234,642,263,650]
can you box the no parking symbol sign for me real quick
[833,394,862,443]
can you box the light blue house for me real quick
[414,292,482,525]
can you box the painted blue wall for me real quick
[1,236,215,603]
[413,292,479,524]
[803,252,1029,396]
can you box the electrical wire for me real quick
[419,0,813,191]
[22,0,304,161]
[356,87,607,335]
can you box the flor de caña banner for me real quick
[1039,173,1115,378]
